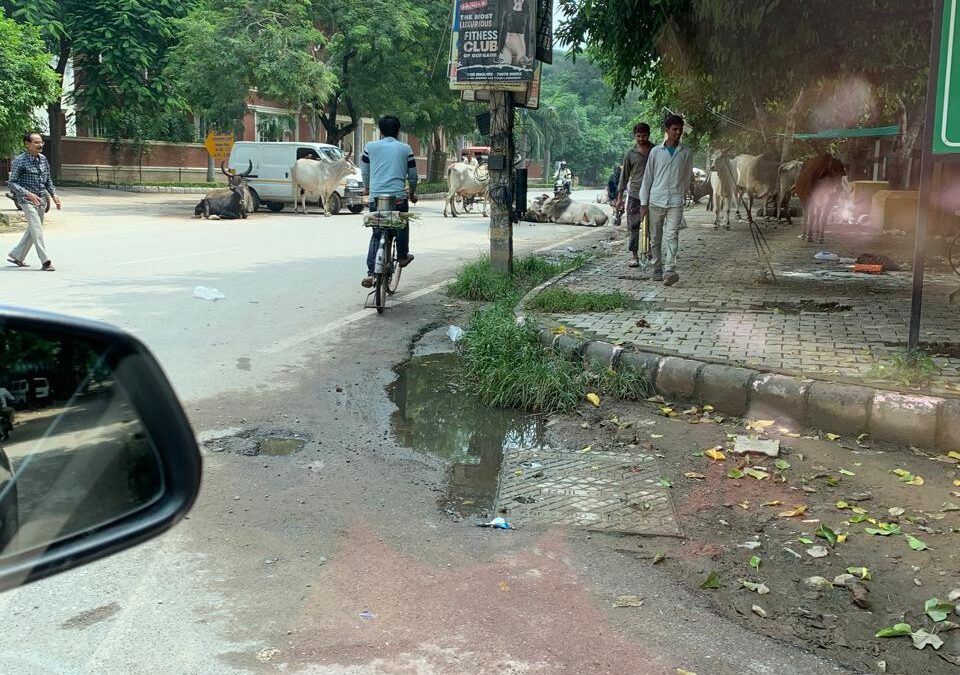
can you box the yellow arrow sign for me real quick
[204,132,234,161]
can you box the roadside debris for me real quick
[732,436,780,457]
[447,325,464,342]
[478,516,514,530]
[193,285,226,301]
[613,595,644,608]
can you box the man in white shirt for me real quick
[639,114,694,286]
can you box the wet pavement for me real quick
[534,206,960,396]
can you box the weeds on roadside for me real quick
[868,348,939,387]
[446,255,586,302]
[526,287,636,313]
[583,362,653,401]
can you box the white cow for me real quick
[537,193,608,226]
[291,157,358,216]
[710,151,740,230]
[444,162,489,217]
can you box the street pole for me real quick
[488,90,514,274]
[908,0,944,349]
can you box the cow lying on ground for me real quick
[444,162,489,217]
[523,192,608,227]
[292,157,358,216]
[195,161,254,220]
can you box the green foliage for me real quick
[460,301,583,413]
[0,15,60,156]
[583,362,653,401]
[446,255,585,303]
[525,287,636,313]
[167,0,334,137]
[869,348,940,387]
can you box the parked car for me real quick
[8,377,51,408]
[226,141,366,215]
[9,380,29,408]
[31,377,50,403]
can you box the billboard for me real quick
[449,0,537,88]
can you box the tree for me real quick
[167,0,335,140]
[0,14,60,156]
[556,0,933,186]
[3,0,195,175]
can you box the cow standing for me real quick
[710,150,741,230]
[194,161,254,220]
[444,162,489,217]
[796,153,845,244]
[733,154,781,224]
[775,159,804,224]
[291,157,358,216]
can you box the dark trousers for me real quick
[366,199,410,274]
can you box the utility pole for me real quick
[488,90,514,274]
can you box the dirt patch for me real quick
[751,300,853,314]
[540,399,960,674]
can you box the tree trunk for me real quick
[488,91,514,274]
[427,129,446,183]
[780,88,805,163]
[889,98,922,189]
[47,102,63,179]
[753,99,770,152]
[542,142,551,183]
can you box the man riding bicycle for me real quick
[360,115,418,288]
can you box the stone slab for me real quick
[496,448,681,536]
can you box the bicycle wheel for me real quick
[949,229,960,276]
[387,237,402,294]
[374,232,394,312]
[374,273,387,313]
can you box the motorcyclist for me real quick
[553,161,572,194]
[0,386,14,440]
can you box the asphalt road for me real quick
[0,188,849,674]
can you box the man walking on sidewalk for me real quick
[7,132,60,272]
[639,114,693,286]
[615,122,652,267]
[7,132,60,271]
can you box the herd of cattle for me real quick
[194,156,360,220]
[707,151,846,243]
[194,151,848,244]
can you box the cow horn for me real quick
[220,161,233,177]
[239,159,253,177]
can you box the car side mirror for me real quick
[0,307,201,591]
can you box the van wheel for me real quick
[248,188,261,212]
[348,204,365,214]
[266,202,284,213]
[324,193,342,215]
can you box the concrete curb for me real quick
[515,267,958,450]
[86,184,213,194]
[536,328,956,451]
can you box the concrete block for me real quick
[655,357,702,401]
[850,180,888,216]
[555,334,584,358]
[620,351,661,383]
[747,373,810,428]
[584,341,614,368]
[870,392,941,448]
[937,398,960,452]
[806,382,874,435]
[697,365,755,416]
[871,189,919,232]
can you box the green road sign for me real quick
[934,0,960,153]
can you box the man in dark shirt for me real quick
[616,123,652,267]
[7,132,60,271]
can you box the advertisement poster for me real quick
[449,0,537,88]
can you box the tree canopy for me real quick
[0,14,60,156]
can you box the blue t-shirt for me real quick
[361,137,418,198]
[665,145,678,157]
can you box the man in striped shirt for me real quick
[7,131,60,271]
[639,114,693,287]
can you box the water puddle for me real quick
[388,353,544,517]
[258,437,305,456]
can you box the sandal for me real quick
[627,260,640,268]
[7,256,29,267]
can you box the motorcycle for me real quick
[553,178,572,196]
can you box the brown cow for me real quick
[796,154,845,244]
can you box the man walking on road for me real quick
[7,132,60,271]
[360,115,417,288]
[616,123,652,267]
[639,114,693,286]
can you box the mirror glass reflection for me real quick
[0,326,163,556]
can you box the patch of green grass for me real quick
[526,287,636,313]
[583,362,653,401]
[446,254,585,302]
[868,348,940,387]
[459,302,653,413]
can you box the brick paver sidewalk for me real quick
[536,206,960,396]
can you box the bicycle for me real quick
[363,208,409,314]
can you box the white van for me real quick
[226,142,366,215]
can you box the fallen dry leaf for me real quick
[586,393,601,407]
[684,472,707,480]
[746,419,776,432]
[764,500,783,506]
[778,505,808,518]
[825,432,841,441]
[705,447,726,461]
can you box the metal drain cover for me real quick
[495,449,682,536]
